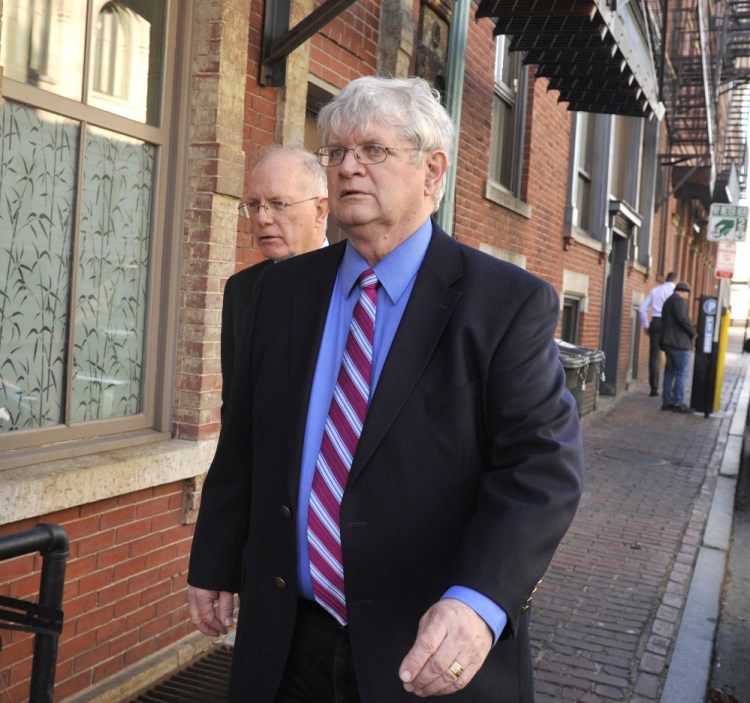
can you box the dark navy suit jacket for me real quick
[189,222,584,702]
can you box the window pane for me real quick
[494,36,517,88]
[578,112,593,175]
[88,1,166,125]
[611,115,632,200]
[72,126,154,422]
[0,101,79,432]
[490,95,515,189]
[576,174,592,232]
[0,0,87,101]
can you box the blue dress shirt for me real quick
[296,218,507,642]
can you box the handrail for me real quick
[0,524,69,703]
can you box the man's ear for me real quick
[315,197,330,225]
[424,150,449,197]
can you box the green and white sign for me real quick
[708,203,748,241]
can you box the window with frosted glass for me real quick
[0,0,167,437]
[0,104,78,429]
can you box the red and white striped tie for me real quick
[307,269,378,625]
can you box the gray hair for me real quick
[317,76,455,210]
[254,146,328,199]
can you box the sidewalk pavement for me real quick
[530,327,750,703]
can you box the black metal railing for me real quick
[0,524,69,703]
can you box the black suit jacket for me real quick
[189,223,584,702]
[659,292,696,350]
[220,258,273,415]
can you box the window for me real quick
[489,36,526,198]
[574,112,594,233]
[0,1,180,461]
[561,298,582,344]
[610,115,643,207]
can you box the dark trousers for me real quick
[663,346,691,406]
[274,599,361,703]
[647,318,664,393]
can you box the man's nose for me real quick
[338,148,365,174]
[255,205,274,225]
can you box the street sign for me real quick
[714,240,736,279]
[707,203,748,241]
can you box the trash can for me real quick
[557,342,589,415]
[557,342,605,416]
[582,348,605,414]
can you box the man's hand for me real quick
[188,586,235,637]
[399,598,493,696]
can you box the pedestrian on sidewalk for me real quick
[660,280,697,413]
[187,75,584,703]
[639,271,676,397]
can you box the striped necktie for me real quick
[307,268,378,625]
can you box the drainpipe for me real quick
[435,0,470,235]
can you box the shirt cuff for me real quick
[442,586,508,645]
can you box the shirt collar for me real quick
[340,218,433,303]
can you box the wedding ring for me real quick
[448,660,464,679]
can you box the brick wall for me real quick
[0,484,193,703]
[454,17,609,349]
[309,1,381,85]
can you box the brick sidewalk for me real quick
[530,330,750,703]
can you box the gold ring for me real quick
[448,660,464,679]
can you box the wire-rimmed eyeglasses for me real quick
[238,196,319,218]
[315,143,420,168]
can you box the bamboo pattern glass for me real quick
[0,101,154,431]
[72,127,153,422]
[0,102,78,430]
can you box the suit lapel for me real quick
[284,244,345,499]
[350,227,463,482]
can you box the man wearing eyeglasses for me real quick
[221,147,329,415]
[189,77,583,703]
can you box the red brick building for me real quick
[0,1,742,700]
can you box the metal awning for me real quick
[475,0,664,119]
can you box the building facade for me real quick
[0,1,743,700]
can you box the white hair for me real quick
[317,76,455,209]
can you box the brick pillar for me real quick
[173,0,249,441]
[276,0,313,147]
[378,0,414,78]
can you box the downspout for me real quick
[435,0,470,235]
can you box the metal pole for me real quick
[0,524,69,703]
[30,525,69,703]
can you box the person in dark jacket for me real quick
[659,280,697,412]
[221,147,329,417]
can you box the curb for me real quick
[660,356,750,703]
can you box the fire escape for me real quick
[662,0,750,206]
[662,0,750,209]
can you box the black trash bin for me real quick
[557,342,589,415]
[557,342,605,416]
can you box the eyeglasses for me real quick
[238,196,318,218]
[315,143,420,167]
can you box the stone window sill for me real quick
[0,438,216,526]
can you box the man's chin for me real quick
[258,242,288,261]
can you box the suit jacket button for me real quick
[281,505,293,519]
[274,577,287,589]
